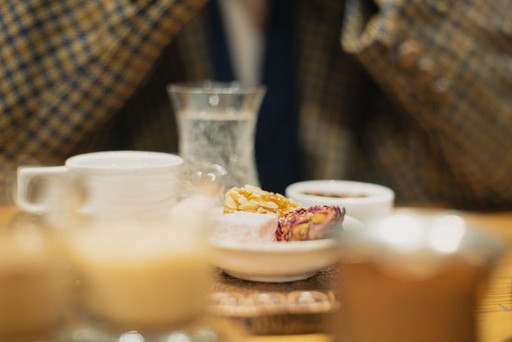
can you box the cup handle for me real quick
[17,166,68,213]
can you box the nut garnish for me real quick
[276,205,345,241]
[223,185,301,217]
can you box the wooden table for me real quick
[1,206,511,341]
[465,210,512,342]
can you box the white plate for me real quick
[209,216,363,282]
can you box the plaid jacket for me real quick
[1,0,511,209]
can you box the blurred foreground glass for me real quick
[64,196,246,341]
[0,211,69,341]
[168,81,266,193]
[332,212,504,342]
[66,198,210,339]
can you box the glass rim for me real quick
[167,80,266,95]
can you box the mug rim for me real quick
[285,180,395,205]
[65,151,184,171]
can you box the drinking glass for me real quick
[332,211,504,342]
[168,81,266,194]
[65,196,246,341]
[0,210,69,341]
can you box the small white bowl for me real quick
[286,180,395,223]
[209,216,363,282]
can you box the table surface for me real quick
[1,206,511,342]
[464,210,512,342]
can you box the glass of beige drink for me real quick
[65,197,243,341]
[0,212,69,341]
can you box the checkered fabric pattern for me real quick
[341,0,512,208]
[0,0,204,167]
[1,0,511,209]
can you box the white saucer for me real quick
[209,216,362,282]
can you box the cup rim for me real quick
[65,151,184,171]
[285,180,395,205]
[167,80,266,95]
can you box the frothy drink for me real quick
[67,220,212,330]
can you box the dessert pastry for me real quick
[220,185,345,243]
[276,205,345,241]
[211,211,277,242]
[223,185,300,217]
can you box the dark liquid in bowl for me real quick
[302,191,368,199]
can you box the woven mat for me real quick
[209,266,340,335]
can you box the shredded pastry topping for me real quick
[223,185,301,217]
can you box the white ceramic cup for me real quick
[285,180,395,223]
[17,151,184,221]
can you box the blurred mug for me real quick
[332,212,504,342]
[17,151,184,221]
